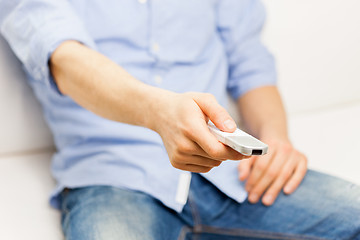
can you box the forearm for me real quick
[237,86,289,141]
[50,40,171,130]
[50,41,246,173]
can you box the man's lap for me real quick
[189,170,360,239]
[60,186,186,240]
[60,170,360,240]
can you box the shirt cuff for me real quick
[227,53,278,100]
[28,16,96,95]
[227,71,277,100]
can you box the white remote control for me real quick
[208,122,268,156]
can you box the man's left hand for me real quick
[237,138,308,206]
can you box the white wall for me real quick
[263,0,360,115]
[262,0,360,184]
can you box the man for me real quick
[1,1,359,239]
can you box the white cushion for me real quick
[0,152,63,240]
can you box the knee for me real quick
[64,208,156,240]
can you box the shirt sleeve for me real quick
[217,0,277,100]
[0,0,96,93]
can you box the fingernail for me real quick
[263,195,273,205]
[248,193,258,203]
[284,185,292,194]
[224,119,236,130]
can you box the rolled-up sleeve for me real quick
[0,0,96,92]
[217,0,277,100]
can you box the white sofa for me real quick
[0,36,63,239]
[1,1,359,239]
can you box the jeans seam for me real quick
[188,189,202,226]
[195,225,327,240]
[177,226,192,240]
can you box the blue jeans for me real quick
[60,170,360,240]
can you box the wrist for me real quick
[142,87,178,133]
[258,125,290,143]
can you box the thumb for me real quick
[192,93,236,133]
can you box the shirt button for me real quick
[152,43,160,53]
[138,0,147,4]
[154,75,163,84]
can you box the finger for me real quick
[191,140,246,161]
[174,163,213,173]
[261,153,299,206]
[283,156,307,194]
[247,152,287,204]
[177,138,212,158]
[238,156,256,181]
[245,150,275,192]
[180,154,222,168]
[192,93,237,132]
[187,120,246,161]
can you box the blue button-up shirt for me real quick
[0,0,276,212]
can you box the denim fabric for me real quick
[60,170,360,240]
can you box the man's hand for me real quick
[151,92,249,173]
[50,42,247,173]
[236,86,307,206]
[238,137,307,206]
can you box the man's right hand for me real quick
[151,92,248,173]
[50,41,247,173]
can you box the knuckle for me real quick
[177,141,193,154]
[278,173,290,184]
[171,152,187,165]
[266,169,278,179]
[182,125,196,139]
[208,147,222,159]
[170,161,184,170]
[246,183,253,190]
[256,161,267,172]
[172,150,182,160]
[281,170,291,181]
[281,143,293,154]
